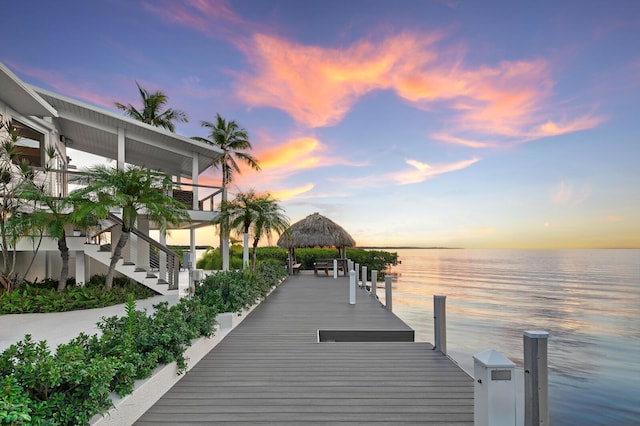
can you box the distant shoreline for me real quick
[358,246,462,250]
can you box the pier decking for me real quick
[136,273,473,425]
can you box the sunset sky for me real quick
[2,0,638,248]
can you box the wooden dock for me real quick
[136,272,473,425]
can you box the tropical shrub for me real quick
[345,248,399,279]
[0,261,285,425]
[0,275,156,314]
[195,261,285,313]
[0,335,119,425]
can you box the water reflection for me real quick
[388,249,640,425]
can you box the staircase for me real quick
[82,214,181,295]
[82,243,177,295]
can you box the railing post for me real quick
[349,269,356,305]
[384,275,393,311]
[524,330,549,426]
[361,265,367,290]
[333,259,338,279]
[371,270,378,298]
[434,295,447,355]
[354,263,360,287]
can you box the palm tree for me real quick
[249,195,288,270]
[70,165,190,291]
[215,190,260,269]
[192,113,260,270]
[16,182,99,292]
[115,82,188,132]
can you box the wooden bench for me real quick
[315,259,337,275]
[292,263,302,274]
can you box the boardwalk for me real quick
[136,273,473,425]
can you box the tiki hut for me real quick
[277,213,356,272]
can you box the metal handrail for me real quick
[106,213,180,289]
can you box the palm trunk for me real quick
[221,184,229,271]
[105,230,130,292]
[57,231,69,292]
[22,231,44,283]
[251,237,259,271]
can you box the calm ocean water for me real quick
[385,249,640,425]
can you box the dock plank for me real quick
[136,273,473,424]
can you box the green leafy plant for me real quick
[0,376,31,425]
[0,255,285,424]
[0,335,118,425]
[0,275,156,314]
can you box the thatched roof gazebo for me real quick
[277,213,356,273]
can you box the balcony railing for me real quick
[39,168,223,213]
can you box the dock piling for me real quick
[361,265,367,290]
[384,275,393,311]
[349,269,356,305]
[524,330,549,426]
[371,270,378,298]
[434,295,447,355]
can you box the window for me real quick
[11,120,44,167]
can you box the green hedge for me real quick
[0,277,156,315]
[0,262,286,425]
[193,246,398,280]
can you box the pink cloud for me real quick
[606,215,624,222]
[198,135,363,195]
[142,0,260,40]
[233,31,604,145]
[332,156,480,188]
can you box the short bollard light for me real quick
[349,269,356,304]
[473,349,516,426]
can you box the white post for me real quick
[333,259,338,279]
[384,275,392,311]
[473,349,516,426]
[117,127,125,169]
[354,263,360,287]
[524,330,549,426]
[159,231,167,283]
[434,295,447,355]
[75,251,85,285]
[349,269,356,305]
[361,265,367,290]
[371,270,378,298]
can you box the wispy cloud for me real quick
[7,61,115,108]
[550,180,591,205]
[606,215,624,222]
[271,183,315,201]
[142,0,253,40]
[333,156,479,188]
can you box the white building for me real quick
[0,62,223,294]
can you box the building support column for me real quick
[117,127,125,169]
[75,251,85,286]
